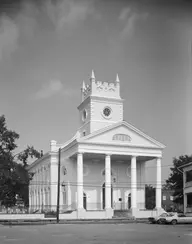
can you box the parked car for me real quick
[148,212,169,224]
[159,213,192,225]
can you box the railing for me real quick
[0,202,155,214]
[0,206,29,214]
[0,204,77,214]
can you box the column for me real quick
[29,191,32,212]
[184,193,187,214]
[156,157,162,209]
[34,191,36,209]
[43,189,46,209]
[50,140,58,211]
[31,192,34,211]
[105,154,111,209]
[141,161,146,209]
[67,181,71,210]
[77,153,84,210]
[131,156,137,209]
[38,190,41,210]
[41,189,44,211]
[50,160,58,210]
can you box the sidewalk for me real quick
[0,218,149,226]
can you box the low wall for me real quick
[59,211,77,219]
[85,210,106,219]
[133,208,165,218]
[0,214,45,220]
[59,210,107,219]
[135,210,158,218]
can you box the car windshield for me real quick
[159,213,168,217]
[167,213,175,217]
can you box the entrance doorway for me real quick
[83,192,87,210]
[128,193,131,209]
[102,183,113,209]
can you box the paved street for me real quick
[0,223,192,244]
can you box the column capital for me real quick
[156,157,162,165]
[105,154,112,157]
[156,156,162,160]
[131,155,138,158]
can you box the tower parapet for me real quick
[81,70,121,102]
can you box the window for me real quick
[112,134,131,142]
[163,196,166,201]
[170,196,174,201]
[62,185,67,205]
[83,131,86,136]
[82,109,87,122]
[186,170,192,182]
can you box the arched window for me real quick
[62,184,67,205]
[112,134,131,142]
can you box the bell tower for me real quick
[77,70,124,137]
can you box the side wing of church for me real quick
[27,71,166,219]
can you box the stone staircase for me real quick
[113,210,133,219]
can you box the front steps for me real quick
[113,210,134,219]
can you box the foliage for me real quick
[166,155,192,204]
[0,115,19,158]
[0,115,41,208]
[145,184,155,209]
[17,146,40,166]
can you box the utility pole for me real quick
[56,148,61,223]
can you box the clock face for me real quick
[103,107,111,117]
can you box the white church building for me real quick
[28,71,166,219]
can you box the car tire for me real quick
[157,220,161,224]
[171,219,177,225]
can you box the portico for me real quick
[65,122,164,218]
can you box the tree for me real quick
[0,115,19,158]
[16,146,41,206]
[166,155,192,204]
[0,115,41,208]
[145,185,155,209]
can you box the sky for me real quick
[0,0,192,185]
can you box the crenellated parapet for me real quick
[81,71,121,101]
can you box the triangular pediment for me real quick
[78,121,165,149]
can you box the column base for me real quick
[105,208,113,219]
[77,208,86,219]
[130,207,138,218]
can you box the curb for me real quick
[0,219,149,226]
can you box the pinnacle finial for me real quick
[90,70,95,80]
[82,80,85,90]
[116,73,120,83]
